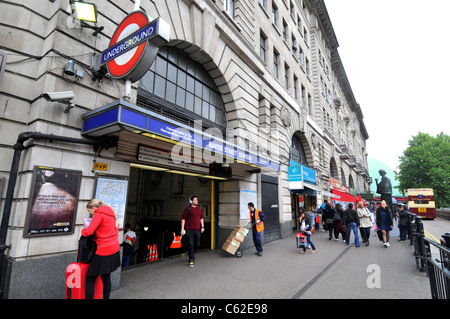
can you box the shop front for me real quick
[330,178,357,209]
[81,98,279,266]
[288,160,319,230]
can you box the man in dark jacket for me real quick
[343,203,360,247]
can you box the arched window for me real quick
[349,175,355,189]
[290,135,307,165]
[138,46,226,131]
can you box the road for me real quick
[422,218,450,245]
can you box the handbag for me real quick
[78,235,97,263]
[376,229,383,242]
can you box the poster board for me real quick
[239,190,257,220]
[93,173,128,229]
[24,166,81,237]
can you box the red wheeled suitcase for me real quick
[65,262,103,299]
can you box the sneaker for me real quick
[189,261,194,268]
[386,242,390,247]
[384,242,388,248]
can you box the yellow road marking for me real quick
[424,230,440,243]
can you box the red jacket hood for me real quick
[95,205,115,217]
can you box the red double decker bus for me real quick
[407,188,436,219]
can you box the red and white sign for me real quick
[102,11,169,82]
[107,11,149,79]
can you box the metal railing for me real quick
[407,212,450,299]
[423,238,450,299]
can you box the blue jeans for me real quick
[399,225,407,241]
[252,230,263,252]
[303,233,316,252]
[346,222,360,247]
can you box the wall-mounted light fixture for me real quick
[70,0,104,36]
[63,60,83,82]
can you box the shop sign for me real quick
[330,177,349,193]
[93,162,108,171]
[289,160,316,184]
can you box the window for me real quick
[225,0,234,18]
[260,32,267,62]
[294,76,298,100]
[273,49,279,79]
[299,47,304,66]
[290,135,308,165]
[284,64,290,89]
[272,3,278,26]
[139,47,226,128]
[283,19,288,42]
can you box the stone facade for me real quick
[0,0,369,298]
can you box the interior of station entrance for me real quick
[124,167,214,266]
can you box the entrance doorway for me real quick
[124,167,216,266]
[261,175,280,242]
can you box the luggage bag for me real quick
[296,233,307,248]
[65,262,103,299]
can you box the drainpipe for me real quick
[0,131,117,298]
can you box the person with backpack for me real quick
[181,195,204,268]
[333,203,347,243]
[322,203,335,240]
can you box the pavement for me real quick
[110,226,431,301]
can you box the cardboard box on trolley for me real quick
[229,226,249,243]
[222,226,249,254]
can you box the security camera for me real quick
[42,91,75,102]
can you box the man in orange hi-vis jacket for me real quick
[248,202,265,256]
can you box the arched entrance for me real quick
[289,132,315,230]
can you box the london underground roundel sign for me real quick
[103,11,161,82]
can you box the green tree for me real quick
[397,132,450,208]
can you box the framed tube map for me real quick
[24,166,81,237]
[93,173,128,229]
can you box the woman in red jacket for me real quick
[81,199,120,299]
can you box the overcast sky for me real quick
[324,0,450,170]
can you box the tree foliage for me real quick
[397,132,450,208]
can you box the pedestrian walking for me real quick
[298,208,316,254]
[181,195,205,268]
[312,203,320,230]
[332,203,347,242]
[248,202,265,256]
[81,199,121,299]
[356,201,372,247]
[342,203,360,247]
[322,203,335,240]
[376,200,393,248]
[396,203,409,242]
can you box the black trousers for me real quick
[85,273,111,299]
[186,229,201,261]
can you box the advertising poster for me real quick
[24,166,81,237]
[93,174,128,229]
